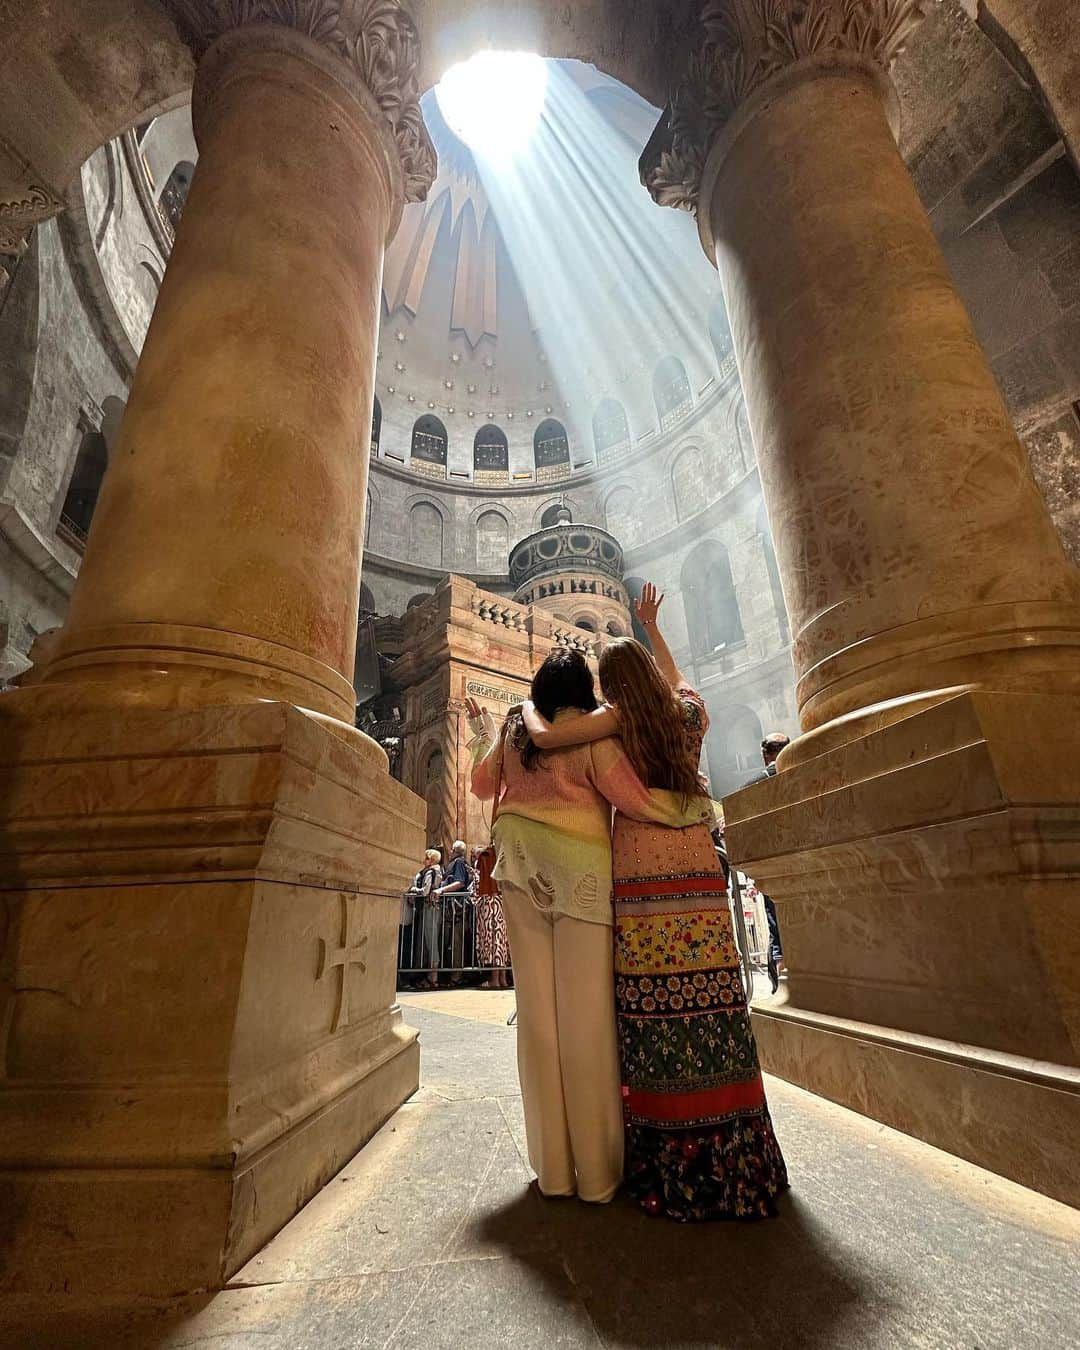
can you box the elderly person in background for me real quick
[436,840,474,983]
[413,847,443,991]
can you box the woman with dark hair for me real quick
[467,648,709,1207]
[522,584,788,1221]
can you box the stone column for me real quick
[643,0,1080,1207]
[0,3,435,1299]
[646,4,1080,746]
[39,9,433,725]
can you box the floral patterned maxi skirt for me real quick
[612,815,788,1220]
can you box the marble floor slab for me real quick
[3,991,1078,1350]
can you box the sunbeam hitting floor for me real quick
[5,991,1078,1350]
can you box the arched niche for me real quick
[604,484,636,545]
[475,509,509,572]
[680,538,745,662]
[705,704,764,797]
[592,398,629,459]
[408,501,444,569]
[371,396,381,455]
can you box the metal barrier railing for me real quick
[397,893,512,984]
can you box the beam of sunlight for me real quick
[433,58,727,456]
[436,52,548,164]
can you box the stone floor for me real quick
[5,990,1079,1349]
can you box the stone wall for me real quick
[899,0,1080,564]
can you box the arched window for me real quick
[58,421,109,550]
[371,396,381,456]
[575,618,597,633]
[408,502,444,569]
[653,356,692,431]
[411,414,448,475]
[534,418,570,481]
[681,539,744,662]
[671,445,707,522]
[605,485,636,545]
[605,618,625,637]
[159,160,194,235]
[475,510,509,572]
[592,398,629,460]
[359,582,376,615]
[473,423,508,482]
[705,705,764,797]
[708,302,737,382]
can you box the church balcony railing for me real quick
[57,512,88,554]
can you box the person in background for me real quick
[472,844,511,990]
[760,732,790,776]
[436,840,474,983]
[747,733,791,993]
[414,847,443,990]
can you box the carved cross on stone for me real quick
[318,893,368,1033]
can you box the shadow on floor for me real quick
[480,1185,889,1348]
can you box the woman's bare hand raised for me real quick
[634,581,665,628]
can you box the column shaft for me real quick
[704,66,1080,741]
[51,32,398,722]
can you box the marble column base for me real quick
[725,689,1080,1204]
[0,699,425,1298]
[751,1003,1079,1207]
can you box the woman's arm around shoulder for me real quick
[520,699,619,749]
[589,738,712,828]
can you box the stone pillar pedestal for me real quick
[0,5,435,1299]
[642,5,1080,1203]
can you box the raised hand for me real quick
[633,581,665,627]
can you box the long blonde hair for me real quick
[598,638,704,801]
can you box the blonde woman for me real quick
[467,647,709,1206]
[522,584,788,1220]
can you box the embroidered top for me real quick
[469,708,711,926]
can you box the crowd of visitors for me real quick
[398,840,512,990]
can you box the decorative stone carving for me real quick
[162,0,436,201]
[0,183,63,255]
[641,0,930,214]
[318,892,370,1032]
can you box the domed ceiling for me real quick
[132,58,734,466]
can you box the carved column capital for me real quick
[641,0,930,216]
[161,0,436,203]
[0,184,64,257]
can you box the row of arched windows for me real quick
[369,352,711,474]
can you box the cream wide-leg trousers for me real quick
[502,883,624,1203]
